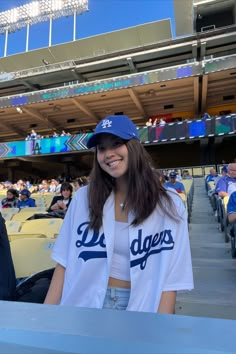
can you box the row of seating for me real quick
[0,192,55,212]
[181,179,194,222]
[206,180,235,258]
[6,218,63,241]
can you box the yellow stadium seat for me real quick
[9,218,63,239]
[223,196,229,212]
[192,167,203,177]
[181,179,193,195]
[1,208,19,220]
[10,238,56,278]
[43,194,55,209]
[19,206,46,212]
[9,234,47,242]
[12,211,43,222]
[5,220,22,234]
[178,192,186,202]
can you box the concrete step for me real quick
[183,177,236,320]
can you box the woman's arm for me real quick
[44,263,65,304]
[157,291,176,314]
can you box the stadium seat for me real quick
[192,167,203,177]
[5,220,22,234]
[10,238,56,278]
[8,218,63,239]
[9,234,47,242]
[19,206,46,212]
[1,208,19,220]
[43,194,55,209]
[11,211,45,222]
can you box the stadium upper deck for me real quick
[0,0,235,142]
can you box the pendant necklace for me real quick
[120,202,124,208]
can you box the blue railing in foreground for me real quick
[0,300,236,353]
[0,115,235,159]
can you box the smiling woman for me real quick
[44,115,193,314]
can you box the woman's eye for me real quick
[113,140,123,147]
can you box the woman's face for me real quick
[96,134,129,179]
[7,191,14,199]
[61,189,71,199]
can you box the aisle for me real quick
[176,178,236,319]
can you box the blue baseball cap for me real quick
[87,115,139,148]
[221,165,228,173]
[169,172,177,178]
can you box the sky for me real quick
[0,0,175,58]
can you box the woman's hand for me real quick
[57,200,66,209]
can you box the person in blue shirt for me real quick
[206,168,218,183]
[164,172,186,194]
[227,191,236,224]
[17,189,36,209]
[215,163,236,198]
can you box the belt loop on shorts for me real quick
[110,287,116,299]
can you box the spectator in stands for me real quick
[159,118,166,126]
[164,172,186,194]
[215,163,236,198]
[182,170,192,180]
[44,114,193,313]
[17,189,36,209]
[174,169,182,181]
[49,178,62,194]
[30,129,37,140]
[52,132,59,138]
[47,182,73,215]
[72,176,88,192]
[227,191,236,224]
[206,168,218,183]
[202,112,211,119]
[39,180,50,193]
[1,189,19,208]
[152,118,158,126]
[145,118,152,127]
[4,181,12,189]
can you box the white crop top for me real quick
[110,221,130,281]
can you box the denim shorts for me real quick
[102,287,130,310]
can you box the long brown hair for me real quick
[88,139,178,231]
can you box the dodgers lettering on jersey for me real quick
[75,221,174,270]
[76,222,107,261]
[130,229,174,270]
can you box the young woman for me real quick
[47,182,73,214]
[1,189,19,208]
[72,176,88,192]
[44,115,193,313]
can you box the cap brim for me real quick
[87,131,136,149]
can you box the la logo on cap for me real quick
[101,119,112,129]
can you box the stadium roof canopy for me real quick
[0,17,235,141]
[0,20,172,72]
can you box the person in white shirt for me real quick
[44,115,193,313]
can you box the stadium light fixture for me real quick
[0,0,89,34]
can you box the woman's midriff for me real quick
[108,277,131,289]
